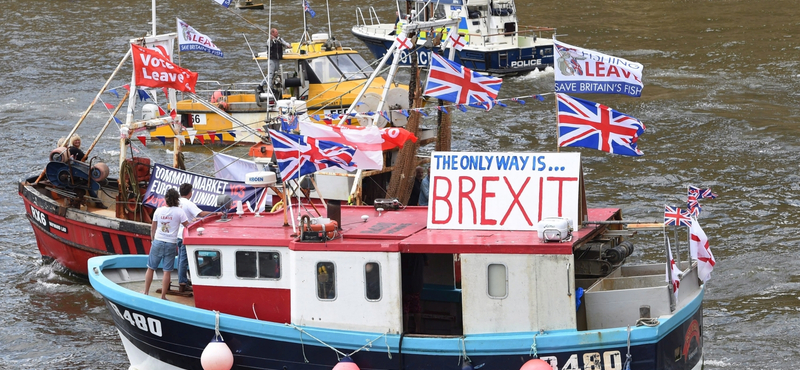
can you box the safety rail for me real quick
[355,6,382,27]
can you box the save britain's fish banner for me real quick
[143,163,270,213]
[553,40,644,97]
[177,18,223,57]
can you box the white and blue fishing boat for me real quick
[88,149,705,370]
[351,0,555,76]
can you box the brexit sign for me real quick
[426,151,581,231]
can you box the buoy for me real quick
[461,359,474,370]
[332,356,360,370]
[520,358,551,370]
[200,335,233,370]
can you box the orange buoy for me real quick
[301,216,338,239]
[520,358,551,370]
[200,336,233,370]
[332,356,360,370]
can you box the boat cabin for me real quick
[181,152,702,336]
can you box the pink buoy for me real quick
[201,336,234,370]
[332,356,360,370]
[520,358,551,370]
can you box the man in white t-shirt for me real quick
[176,183,223,293]
[144,188,190,300]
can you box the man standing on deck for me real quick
[175,183,222,293]
[144,188,189,300]
[266,28,291,94]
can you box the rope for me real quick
[118,158,143,220]
[623,326,632,370]
[213,310,224,341]
[636,318,660,327]
[529,331,539,358]
[286,323,390,359]
[459,336,472,366]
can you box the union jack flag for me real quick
[269,129,356,181]
[664,206,692,227]
[556,93,646,156]
[303,0,316,18]
[687,195,701,217]
[688,185,717,199]
[423,53,503,110]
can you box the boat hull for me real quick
[19,179,151,276]
[90,256,704,370]
[352,32,554,76]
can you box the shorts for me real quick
[403,293,421,314]
[147,240,178,271]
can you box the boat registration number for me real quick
[189,113,207,126]
[109,302,163,337]
[540,351,623,370]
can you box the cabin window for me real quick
[307,57,342,83]
[487,263,507,298]
[329,54,372,80]
[195,250,221,277]
[316,261,336,300]
[235,251,281,280]
[364,262,381,301]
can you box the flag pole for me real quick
[665,232,676,312]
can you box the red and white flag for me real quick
[447,34,465,51]
[299,121,383,170]
[667,238,680,300]
[380,126,417,150]
[690,218,715,282]
[132,44,198,93]
[393,35,412,50]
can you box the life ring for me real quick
[270,201,284,213]
[300,215,338,239]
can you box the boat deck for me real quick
[112,269,196,307]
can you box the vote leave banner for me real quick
[131,44,198,93]
[553,40,644,97]
[426,151,582,231]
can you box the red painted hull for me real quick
[19,179,151,276]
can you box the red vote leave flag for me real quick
[131,44,198,93]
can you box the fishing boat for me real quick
[352,0,555,76]
[16,7,279,276]
[236,0,264,10]
[88,149,705,370]
[19,4,421,277]
[151,20,410,144]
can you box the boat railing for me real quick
[181,81,264,102]
[464,26,556,47]
[354,6,382,27]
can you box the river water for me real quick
[2,0,799,368]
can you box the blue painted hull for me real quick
[353,33,553,76]
[91,256,703,370]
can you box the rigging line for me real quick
[184,131,265,174]
[304,61,399,114]
[221,5,271,37]
[243,33,269,85]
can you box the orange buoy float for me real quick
[200,335,233,370]
[520,358,551,370]
[332,356,360,370]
